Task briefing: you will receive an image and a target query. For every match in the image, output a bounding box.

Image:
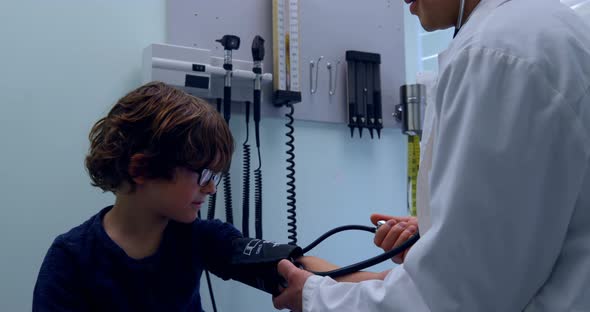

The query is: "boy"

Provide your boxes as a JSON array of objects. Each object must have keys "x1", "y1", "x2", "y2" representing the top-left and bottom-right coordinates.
[{"x1": 33, "y1": 82, "x2": 241, "y2": 311}]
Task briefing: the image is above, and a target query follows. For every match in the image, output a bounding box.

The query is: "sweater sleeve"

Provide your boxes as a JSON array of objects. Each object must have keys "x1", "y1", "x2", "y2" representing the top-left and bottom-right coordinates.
[
  {"x1": 33, "y1": 236, "x2": 87, "y2": 311},
  {"x1": 193, "y1": 219, "x2": 243, "y2": 280}
]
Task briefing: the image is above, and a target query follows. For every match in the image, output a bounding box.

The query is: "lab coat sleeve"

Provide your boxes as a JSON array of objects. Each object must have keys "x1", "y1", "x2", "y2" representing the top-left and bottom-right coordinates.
[
  {"x1": 302, "y1": 47, "x2": 587, "y2": 311},
  {"x1": 303, "y1": 266, "x2": 430, "y2": 311}
]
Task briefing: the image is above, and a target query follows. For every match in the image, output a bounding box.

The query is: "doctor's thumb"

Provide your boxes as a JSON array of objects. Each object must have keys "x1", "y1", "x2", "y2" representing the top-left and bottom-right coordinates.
[{"x1": 277, "y1": 259, "x2": 297, "y2": 279}]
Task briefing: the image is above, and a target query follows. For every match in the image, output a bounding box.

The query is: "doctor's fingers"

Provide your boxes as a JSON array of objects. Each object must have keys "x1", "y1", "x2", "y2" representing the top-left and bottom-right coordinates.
[
  {"x1": 374, "y1": 218, "x2": 412, "y2": 247},
  {"x1": 273, "y1": 291, "x2": 298, "y2": 311},
  {"x1": 273, "y1": 260, "x2": 297, "y2": 310},
  {"x1": 390, "y1": 224, "x2": 417, "y2": 264},
  {"x1": 380, "y1": 221, "x2": 408, "y2": 250},
  {"x1": 370, "y1": 213, "x2": 413, "y2": 226},
  {"x1": 377, "y1": 222, "x2": 417, "y2": 264},
  {"x1": 273, "y1": 260, "x2": 310, "y2": 311},
  {"x1": 272, "y1": 281, "x2": 304, "y2": 312},
  {"x1": 374, "y1": 219, "x2": 398, "y2": 246}
]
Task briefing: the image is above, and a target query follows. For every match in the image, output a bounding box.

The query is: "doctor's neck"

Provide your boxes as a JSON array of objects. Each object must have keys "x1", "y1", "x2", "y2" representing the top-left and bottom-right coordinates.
[
  {"x1": 420, "y1": 0, "x2": 481, "y2": 32},
  {"x1": 457, "y1": 0, "x2": 481, "y2": 30}
]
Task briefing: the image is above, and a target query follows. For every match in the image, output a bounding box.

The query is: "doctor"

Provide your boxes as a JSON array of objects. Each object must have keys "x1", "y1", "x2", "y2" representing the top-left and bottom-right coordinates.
[{"x1": 273, "y1": 0, "x2": 590, "y2": 311}]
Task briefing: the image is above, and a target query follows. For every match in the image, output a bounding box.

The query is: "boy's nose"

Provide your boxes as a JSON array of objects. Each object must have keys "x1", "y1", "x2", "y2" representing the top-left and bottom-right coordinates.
[{"x1": 201, "y1": 180, "x2": 217, "y2": 195}]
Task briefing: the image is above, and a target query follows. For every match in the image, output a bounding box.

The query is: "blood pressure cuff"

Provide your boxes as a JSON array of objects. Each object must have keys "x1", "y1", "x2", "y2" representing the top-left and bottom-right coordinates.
[{"x1": 227, "y1": 238, "x2": 303, "y2": 296}]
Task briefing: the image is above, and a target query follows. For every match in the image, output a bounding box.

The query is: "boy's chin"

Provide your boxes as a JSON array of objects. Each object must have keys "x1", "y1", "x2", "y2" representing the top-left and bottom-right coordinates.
[{"x1": 172, "y1": 211, "x2": 200, "y2": 224}]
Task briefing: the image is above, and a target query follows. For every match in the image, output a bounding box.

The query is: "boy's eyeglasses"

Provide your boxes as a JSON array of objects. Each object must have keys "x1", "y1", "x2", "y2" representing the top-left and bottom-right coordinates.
[{"x1": 198, "y1": 168, "x2": 222, "y2": 187}]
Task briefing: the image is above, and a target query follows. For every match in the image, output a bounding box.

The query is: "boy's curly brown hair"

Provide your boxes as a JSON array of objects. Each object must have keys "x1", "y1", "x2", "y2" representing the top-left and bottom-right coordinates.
[{"x1": 85, "y1": 81, "x2": 234, "y2": 193}]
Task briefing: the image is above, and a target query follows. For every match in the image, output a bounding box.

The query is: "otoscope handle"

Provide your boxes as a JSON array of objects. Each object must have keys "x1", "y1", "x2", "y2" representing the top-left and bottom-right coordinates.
[
  {"x1": 253, "y1": 89, "x2": 261, "y2": 147},
  {"x1": 224, "y1": 86, "x2": 231, "y2": 123},
  {"x1": 253, "y1": 90, "x2": 261, "y2": 122}
]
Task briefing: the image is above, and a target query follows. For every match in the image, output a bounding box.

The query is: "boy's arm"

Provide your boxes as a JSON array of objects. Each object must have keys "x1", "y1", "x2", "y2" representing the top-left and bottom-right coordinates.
[
  {"x1": 33, "y1": 239, "x2": 86, "y2": 311},
  {"x1": 194, "y1": 221, "x2": 390, "y2": 283},
  {"x1": 297, "y1": 256, "x2": 390, "y2": 282},
  {"x1": 194, "y1": 219, "x2": 243, "y2": 280}
]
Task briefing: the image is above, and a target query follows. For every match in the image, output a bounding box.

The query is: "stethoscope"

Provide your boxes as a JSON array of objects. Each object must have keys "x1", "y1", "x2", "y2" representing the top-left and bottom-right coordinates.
[
  {"x1": 454, "y1": 0, "x2": 467, "y2": 38},
  {"x1": 301, "y1": 221, "x2": 420, "y2": 278}
]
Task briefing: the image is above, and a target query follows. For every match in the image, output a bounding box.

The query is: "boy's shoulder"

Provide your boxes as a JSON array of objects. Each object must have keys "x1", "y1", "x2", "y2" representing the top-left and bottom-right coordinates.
[
  {"x1": 50, "y1": 207, "x2": 107, "y2": 256},
  {"x1": 171, "y1": 217, "x2": 242, "y2": 241}
]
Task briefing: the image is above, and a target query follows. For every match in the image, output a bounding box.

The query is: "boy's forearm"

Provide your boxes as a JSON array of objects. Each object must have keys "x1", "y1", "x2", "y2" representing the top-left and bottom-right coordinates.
[
  {"x1": 333, "y1": 269, "x2": 391, "y2": 282},
  {"x1": 296, "y1": 256, "x2": 391, "y2": 283}
]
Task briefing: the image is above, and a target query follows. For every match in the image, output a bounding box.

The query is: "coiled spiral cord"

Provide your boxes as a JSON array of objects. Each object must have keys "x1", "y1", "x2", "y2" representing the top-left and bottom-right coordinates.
[
  {"x1": 254, "y1": 148, "x2": 263, "y2": 239},
  {"x1": 285, "y1": 104, "x2": 297, "y2": 245},
  {"x1": 223, "y1": 172, "x2": 233, "y2": 225},
  {"x1": 207, "y1": 193, "x2": 217, "y2": 220},
  {"x1": 242, "y1": 101, "x2": 251, "y2": 237}
]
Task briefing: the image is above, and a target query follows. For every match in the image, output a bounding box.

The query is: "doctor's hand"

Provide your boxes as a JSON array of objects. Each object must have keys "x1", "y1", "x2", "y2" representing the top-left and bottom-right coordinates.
[
  {"x1": 371, "y1": 214, "x2": 418, "y2": 264},
  {"x1": 273, "y1": 259, "x2": 313, "y2": 312}
]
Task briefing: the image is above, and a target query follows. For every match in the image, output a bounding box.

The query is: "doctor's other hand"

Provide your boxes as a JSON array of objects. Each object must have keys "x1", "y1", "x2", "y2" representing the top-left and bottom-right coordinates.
[
  {"x1": 371, "y1": 214, "x2": 418, "y2": 264},
  {"x1": 273, "y1": 259, "x2": 313, "y2": 312}
]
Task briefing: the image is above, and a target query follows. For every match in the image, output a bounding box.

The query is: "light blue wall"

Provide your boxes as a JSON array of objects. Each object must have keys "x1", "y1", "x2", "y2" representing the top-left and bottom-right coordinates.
[
  {"x1": 0, "y1": 1, "x2": 420, "y2": 311},
  {"x1": 0, "y1": 1, "x2": 165, "y2": 310},
  {"x1": 404, "y1": 8, "x2": 454, "y2": 81}
]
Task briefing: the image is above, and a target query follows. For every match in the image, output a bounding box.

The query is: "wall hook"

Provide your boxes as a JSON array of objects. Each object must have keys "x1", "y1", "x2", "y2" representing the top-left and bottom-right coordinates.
[
  {"x1": 309, "y1": 56, "x2": 324, "y2": 94},
  {"x1": 327, "y1": 60, "x2": 341, "y2": 96}
]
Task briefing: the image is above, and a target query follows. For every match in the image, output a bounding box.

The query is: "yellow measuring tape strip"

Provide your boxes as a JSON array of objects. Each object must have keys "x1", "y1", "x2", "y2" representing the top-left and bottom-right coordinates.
[{"x1": 407, "y1": 135, "x2": 420, "y2": 217}]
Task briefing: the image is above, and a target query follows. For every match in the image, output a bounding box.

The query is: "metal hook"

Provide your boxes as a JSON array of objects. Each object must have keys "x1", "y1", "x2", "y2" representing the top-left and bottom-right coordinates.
[
  {"x1": 310, "y1": 56, "x2": 324, "y2": 94},
  {"x1": 327, "y1": 61, "x2": 341, "y2": 96}
]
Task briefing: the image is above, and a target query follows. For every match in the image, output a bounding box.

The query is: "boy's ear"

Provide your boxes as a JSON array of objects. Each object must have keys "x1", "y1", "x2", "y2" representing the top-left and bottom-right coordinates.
[{"x1": 128, "y1": 153, "x2": 148, "y2": 184}]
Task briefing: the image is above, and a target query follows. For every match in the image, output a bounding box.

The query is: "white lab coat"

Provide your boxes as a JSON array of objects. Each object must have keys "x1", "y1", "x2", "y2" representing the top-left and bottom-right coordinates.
[{"x1": 302, "y1": 0, "x2": 590, "y2": 310}]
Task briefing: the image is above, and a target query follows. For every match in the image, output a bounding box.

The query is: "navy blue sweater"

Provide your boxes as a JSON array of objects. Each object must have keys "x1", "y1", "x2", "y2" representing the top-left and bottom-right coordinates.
[{"x1": 33, "y1": 206, "x2": 242, "y2": 311}]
